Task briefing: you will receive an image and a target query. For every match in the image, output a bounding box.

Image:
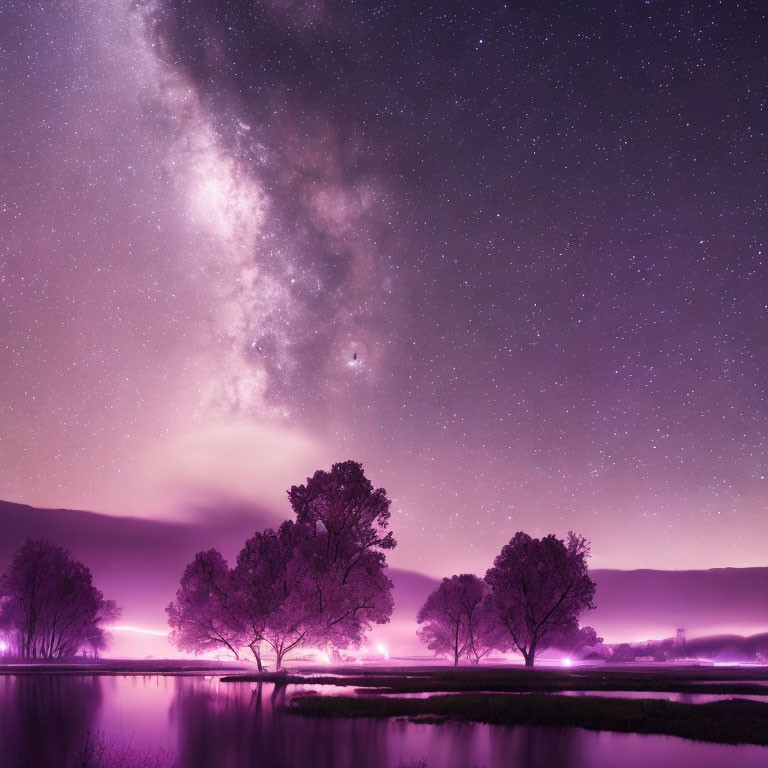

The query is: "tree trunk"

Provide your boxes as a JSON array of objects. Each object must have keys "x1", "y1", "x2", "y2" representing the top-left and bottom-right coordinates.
[
  {"x1": 525, "y1": 638, "x2": 538, "y2": 667},
  {"x1": 250, "y1": 643, "x2": 263, "y2": 672},
  {"x1": 454, "y1": 624, "x2": 460, "y2": 666}
]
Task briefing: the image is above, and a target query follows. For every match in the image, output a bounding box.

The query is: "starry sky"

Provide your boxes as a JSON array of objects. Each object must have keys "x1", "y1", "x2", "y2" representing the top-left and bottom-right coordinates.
[{"x1": 1, "y1": 0, "x2": 766, "y2": 576}]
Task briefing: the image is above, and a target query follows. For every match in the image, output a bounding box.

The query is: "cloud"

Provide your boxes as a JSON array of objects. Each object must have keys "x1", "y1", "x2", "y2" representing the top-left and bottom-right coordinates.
[{"x1": 129, "y1": 419, "x2": 334, "y2": 520}]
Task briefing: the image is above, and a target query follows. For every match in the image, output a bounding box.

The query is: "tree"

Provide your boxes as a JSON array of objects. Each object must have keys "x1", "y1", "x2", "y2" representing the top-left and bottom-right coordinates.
[
  {"x1": 166, "y1": 461, "x2": 398, "y2": 670},
  {"x1": 166, "y1": 549, "x2": 244, "y2": 660},
  {"x1": 466, "y1": 601, "x2": 507, "y2": 664},
  {"x1": 287, "y1": 461, "x2": 396, "y2": 651},
  {"x1": 611, "y1": 643, "x2": 636, "y2": 662},
  {"x1": 233, "y1": 522, "x2": 314, "y2": 671},
  {"x1": 484, "y1": 531, "x2": 596, "y2": 667},
  {"x1": 416, "y1": 574, "x2": 487, "y2": 666},
  {"x1": 549, "y1": 623, "x2": 603, "y2": 657},
  {"x1": 0, "y1": 539, "x2": 121, "y2": 658}
]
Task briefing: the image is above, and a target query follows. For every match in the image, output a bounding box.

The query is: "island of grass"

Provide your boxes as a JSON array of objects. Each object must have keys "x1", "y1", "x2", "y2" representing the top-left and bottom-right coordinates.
[
  {"x1": 221, "y1": 663, "x2": 768, "y2": 696},
  {"x1": 219, "y1": 664, "x2": 768, "y2": 746},
  {"x1": 289, "y1": 691, "x2": 768, "y2": 746}
]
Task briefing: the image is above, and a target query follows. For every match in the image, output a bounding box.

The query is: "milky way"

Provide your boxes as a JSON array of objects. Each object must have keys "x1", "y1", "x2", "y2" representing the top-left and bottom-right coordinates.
[{"x1": 1, "y1": 0, "x2": 766, "y2": 574}]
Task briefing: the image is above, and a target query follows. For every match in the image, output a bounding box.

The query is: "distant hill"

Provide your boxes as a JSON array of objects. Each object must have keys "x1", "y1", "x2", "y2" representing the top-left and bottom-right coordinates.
[
  {"x1": 589, "y1": 567, "x2": 768, "y2": 642},
  {"x1": 685, "y1": 631, "x2": 768, "y2": 661},
  {"x1": 0, "y1": 498, "x2": 278, "y2": 655},
  {"x1": 0, "y1": 500, "x2": 765, "y2": 657}
]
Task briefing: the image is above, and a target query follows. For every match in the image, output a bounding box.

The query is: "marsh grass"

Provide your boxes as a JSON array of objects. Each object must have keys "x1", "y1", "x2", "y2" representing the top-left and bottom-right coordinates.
[
  {"x1": 67, "y1": 732, "x2": 178, "y2": 768},
  {"x1": 222, "y1": 664, "x2": 768, "y2": 696},
  {"x1": 290, "y1": 691, "x2": 768, "y2": 746}
]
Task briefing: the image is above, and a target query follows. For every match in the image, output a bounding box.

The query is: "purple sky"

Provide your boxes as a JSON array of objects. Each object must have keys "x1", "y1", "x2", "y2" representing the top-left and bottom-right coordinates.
[{"x1": 1, "y1": 1, "x2": 766, "y2": 577}]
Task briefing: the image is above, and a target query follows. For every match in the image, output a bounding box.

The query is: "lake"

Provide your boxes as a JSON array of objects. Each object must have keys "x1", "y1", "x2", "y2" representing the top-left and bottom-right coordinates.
[{"x1": 0, "y1": 674, "x2": 766, "y2": 768}]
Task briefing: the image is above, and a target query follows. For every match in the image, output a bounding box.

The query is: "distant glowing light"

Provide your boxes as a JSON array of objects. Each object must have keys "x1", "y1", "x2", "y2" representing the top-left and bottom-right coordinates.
[
  {"x1": 0, "y1": 640, "x2": 7, "y2": 653},
  {"x1": 376, "y1": 643, "x2": 390, "y2": 659},
  {"x1": 562, "y1": 657, "x2": 572, "y2": 667},
  {"x1": 111, "y1": 625, "x2": 169, "y2": 638}
]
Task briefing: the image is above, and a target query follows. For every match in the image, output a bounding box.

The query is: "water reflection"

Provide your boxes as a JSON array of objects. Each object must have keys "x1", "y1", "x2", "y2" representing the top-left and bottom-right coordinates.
[
  {"x1": 0, "y1": 675, "x2": 102, "y2": 768},
  {"x1": 172, "y1": 680, "x2": 392, "y2": 768},
  {"x1": 0, "y1": 675, "x2": 766, "y2": 768}
]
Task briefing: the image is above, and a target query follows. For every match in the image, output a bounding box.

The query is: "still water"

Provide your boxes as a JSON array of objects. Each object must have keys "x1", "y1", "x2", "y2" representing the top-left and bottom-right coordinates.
[{"x1": 0, "y1": 674, "x2": 766, "y2": 768}]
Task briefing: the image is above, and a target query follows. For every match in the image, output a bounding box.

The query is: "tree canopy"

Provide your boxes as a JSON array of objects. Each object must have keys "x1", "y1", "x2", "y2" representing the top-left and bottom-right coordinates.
[
  {"x1": 0, "y1": 539, "x2": 120, "y2": 658},
  {"x1": 417, "y1": 574, "x2": 489, "y2": 666},
  {"x1": 484, "y1": 531, "x2": 597, "y2": 666},
  {"x1": 167, "y1": 461, "x2": 396, "y2": 669},
  {"x1": 166, "y1": 549, "x2": 243, "y2": 660},
  {"x1": 416, "y1": 531, "x2": 598, "y2": 667}
]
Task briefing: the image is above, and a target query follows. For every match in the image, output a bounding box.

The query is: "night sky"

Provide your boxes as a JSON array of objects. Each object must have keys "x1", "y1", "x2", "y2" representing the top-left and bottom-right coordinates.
[{"x1": 1, "y1": 1, "x2": 766, "y2": 576}]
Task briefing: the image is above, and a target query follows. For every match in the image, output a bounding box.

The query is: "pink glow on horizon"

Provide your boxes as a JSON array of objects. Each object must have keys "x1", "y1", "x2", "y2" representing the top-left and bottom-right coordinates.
[
  {"x1": 112, "y1": 625, "x2": 169, "y2": 638},
  {"x1": 99, "y1": 617, "x2": 768, "y2": 664}
]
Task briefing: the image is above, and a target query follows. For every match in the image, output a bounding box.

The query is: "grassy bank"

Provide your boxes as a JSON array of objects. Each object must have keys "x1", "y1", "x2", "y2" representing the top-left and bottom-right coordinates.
[{"x1": 290, "y1": 691, "x2": 768, "y2": 746}]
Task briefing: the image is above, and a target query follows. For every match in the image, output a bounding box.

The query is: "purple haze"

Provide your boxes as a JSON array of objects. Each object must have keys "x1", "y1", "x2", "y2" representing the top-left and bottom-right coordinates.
[{"x1": 0, "y1": 499, "x2": 765, "y2": 658}]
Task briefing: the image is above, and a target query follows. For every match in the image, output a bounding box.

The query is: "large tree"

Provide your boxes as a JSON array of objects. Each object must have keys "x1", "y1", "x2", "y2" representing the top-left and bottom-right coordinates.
[
  {"x1": 166, "y1": 549, "x2": 244, "y2": 660},
  {"x1": 287, "y1": 460, "x2": 396, "y2": 651},
  {"x1": 484, "y1": 531, "x2": 596, "y2": 667},
  {"x1": 233, "y1": 522, "x2": 314, "y2": 671},
  {"x1": 166, "y1": 461, "x2": 397, "y2": 669},
  {"x1": 416, "y1": 574, "x2": 487, "y2": 666},
  {"x1": 0, "y1": 539, "x2": 120, "y2": 658}
]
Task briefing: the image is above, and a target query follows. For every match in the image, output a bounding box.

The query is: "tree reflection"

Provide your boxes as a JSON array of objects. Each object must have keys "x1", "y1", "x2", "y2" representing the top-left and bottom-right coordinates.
[
  {"x1": 171, "y1": 679, "x2": 391, "y2": 768},
  {"x1": 490, "y1": 723, "x2": 585, "y2": 768},
  {"x1": 0, "y1": 675, "x2": 102, "y2": 768}
]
